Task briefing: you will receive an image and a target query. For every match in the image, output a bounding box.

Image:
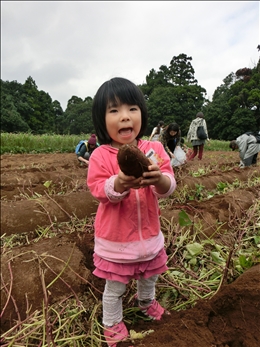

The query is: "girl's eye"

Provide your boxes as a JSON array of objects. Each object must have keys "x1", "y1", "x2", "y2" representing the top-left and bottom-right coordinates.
[{"x1": 130, "y1": 106, "x2": 138, "y2": 111}]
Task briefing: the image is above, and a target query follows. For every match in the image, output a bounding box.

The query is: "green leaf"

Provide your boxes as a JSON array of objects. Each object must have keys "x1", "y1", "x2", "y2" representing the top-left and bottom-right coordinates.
[
  {"x1": 178, "y1": 210, "x2": 192, "y2": 226},
  {"x1": 170, "y1": 270, "x2": 183, "y2": 277},
  {"x1": 211, "y1": 251, "x2": 225, "y2": 264},
  {"x1": 188, "y1": 257, "x2": 197, "y2": 265},
  {"x1": 217, "y1": 182, "x2": 228, "y2": 191},
  {"x1": 214, "y1": 244, "x2": 223, "y2": 252},
  {"x1": 43, "y1": 180, "x2": 52, "y2": 188},
  {"x1": 186, "y1": 242, "x2": 203, "y2": 256},
  {"x1": 183, "y1": 250, "x2": 193, "y2": 260},
  {"x1": 209, "y1": 271, "x2": 221, "y2": 280},
  {"x1": 253, "y1": 236, "x2": 260, "y2": 245},
  {"x1": 239, "y1": 255, "x2": 253, "y2": 269}
]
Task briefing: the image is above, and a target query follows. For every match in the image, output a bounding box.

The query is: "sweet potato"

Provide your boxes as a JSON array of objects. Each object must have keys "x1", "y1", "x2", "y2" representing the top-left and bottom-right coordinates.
[{"x1": 117, "y1": 144, "x2": 150, "y2": 178}]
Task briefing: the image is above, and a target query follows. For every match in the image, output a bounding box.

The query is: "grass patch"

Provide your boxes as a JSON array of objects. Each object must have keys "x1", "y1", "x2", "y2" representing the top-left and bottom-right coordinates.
[
  {"x1": 1, "y1": 133, "x2": 231, "y2": 154},
  {"x1": 0, "y1": 133, "x2": 91, "y2": 154}
]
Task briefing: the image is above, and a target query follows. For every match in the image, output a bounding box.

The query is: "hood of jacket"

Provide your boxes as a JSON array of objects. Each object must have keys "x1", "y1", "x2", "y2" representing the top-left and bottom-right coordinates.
[{"x1": 193, "y1": 117, "x2": 204, "y2": 126}]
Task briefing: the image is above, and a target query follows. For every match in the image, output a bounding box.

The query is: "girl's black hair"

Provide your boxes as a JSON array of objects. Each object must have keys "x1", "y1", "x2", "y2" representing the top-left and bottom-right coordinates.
[
  {"x1": 166, "y1": 123, "x2": 180, "y2": 134},
  {"x1": 162, "y1": 123, "x2": 181, "y2": 143},
  {"x1": 92, "y1": 77, "x2": 148, "y2": 144}
]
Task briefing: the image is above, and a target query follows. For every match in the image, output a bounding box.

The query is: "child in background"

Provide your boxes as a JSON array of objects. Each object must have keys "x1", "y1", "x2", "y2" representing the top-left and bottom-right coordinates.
[
  {"x1": 148, "y1": 120, "x2": 164, "y2": 141},
  {"x1": 87, "y1": 77, "x2": 176, "y2": 347}
]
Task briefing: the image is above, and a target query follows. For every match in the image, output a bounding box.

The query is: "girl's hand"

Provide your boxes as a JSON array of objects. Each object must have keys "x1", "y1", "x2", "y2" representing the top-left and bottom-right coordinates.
[
  {"x1": 141, "y1": 164, "x2": 170, "y2": 194},
  {"x1": 115, "y1": 171, "x2": 142, "y2": 193},
  {"x1": 140, "y1": 164, "x2": 163, "y2": 187}
]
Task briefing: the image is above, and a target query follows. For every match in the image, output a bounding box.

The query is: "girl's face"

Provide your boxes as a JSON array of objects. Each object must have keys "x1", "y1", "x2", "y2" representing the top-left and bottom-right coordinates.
[
  {"x1": 105, "y1": 102, "x2": 142, "y2": 148},
  {"x1": 169, "y1": 130, "x2": 177, "y2": 137}
]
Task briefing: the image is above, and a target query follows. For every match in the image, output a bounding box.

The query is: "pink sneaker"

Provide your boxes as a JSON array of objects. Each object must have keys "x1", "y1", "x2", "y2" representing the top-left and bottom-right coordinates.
[
  {"x1": 104, "y1": 321, "x2": 128, "y2": 347},
  {"x1": 139, "y1": 299, "x2": 166, "y2": 320}
]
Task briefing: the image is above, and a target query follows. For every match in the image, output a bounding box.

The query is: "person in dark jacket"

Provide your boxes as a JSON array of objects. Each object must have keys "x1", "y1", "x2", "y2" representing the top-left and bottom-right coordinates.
[
  {"x1": 76, "y1": 134, "x2": 99, "y2": 166},
  {"x1": 159, "y1": 123, "x2": 181, "y2": 159}
]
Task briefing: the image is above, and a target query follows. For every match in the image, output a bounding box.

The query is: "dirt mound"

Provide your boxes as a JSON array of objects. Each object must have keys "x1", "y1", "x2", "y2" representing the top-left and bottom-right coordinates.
[
  {"x1": 1, "y1": 151, "x2": 260, "y2": 346},
  {"x1": 1, "y1": 235, "x2": 90, "y2": 328},
  {"x1": 127, "y1": 264, "x2": 260, "y2": 347}
]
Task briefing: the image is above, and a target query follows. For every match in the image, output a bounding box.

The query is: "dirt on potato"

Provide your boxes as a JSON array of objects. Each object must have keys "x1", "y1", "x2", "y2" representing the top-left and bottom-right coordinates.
[{"x1": 1, "y1": 150, "x2": 260, "y2": 347}]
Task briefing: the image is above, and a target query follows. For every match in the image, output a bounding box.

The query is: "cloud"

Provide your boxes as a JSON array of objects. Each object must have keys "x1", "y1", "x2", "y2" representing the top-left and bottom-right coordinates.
[{"x1": 1, "y1": 1, "x2": 259, "y2": 110}]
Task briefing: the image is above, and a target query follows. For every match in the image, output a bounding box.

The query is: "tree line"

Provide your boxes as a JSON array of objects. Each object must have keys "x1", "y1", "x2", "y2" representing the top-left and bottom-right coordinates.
[{"x1": 1, "y1": 53, "x2": 259, "y2": 140}]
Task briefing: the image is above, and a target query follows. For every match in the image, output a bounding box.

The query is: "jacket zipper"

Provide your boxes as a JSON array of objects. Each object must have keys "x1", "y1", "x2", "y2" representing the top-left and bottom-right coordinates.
[{"x1": 135, "y1": 189, "x2": 147, "y2": 258}]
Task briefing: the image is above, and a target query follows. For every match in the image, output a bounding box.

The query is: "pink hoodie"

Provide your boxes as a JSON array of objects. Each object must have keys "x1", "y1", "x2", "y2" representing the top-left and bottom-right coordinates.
[{"x1": 87, "y1": 139, "x2": 176, "y2": 263}]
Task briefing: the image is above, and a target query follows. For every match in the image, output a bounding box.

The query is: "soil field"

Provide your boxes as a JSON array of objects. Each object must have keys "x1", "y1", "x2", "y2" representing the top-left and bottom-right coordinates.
[{"x1": 1, "y1": 151, "x2": 260, "y2": 347}]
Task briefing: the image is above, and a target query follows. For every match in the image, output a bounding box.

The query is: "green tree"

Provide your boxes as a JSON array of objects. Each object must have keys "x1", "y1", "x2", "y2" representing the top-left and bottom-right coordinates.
[
  {"x1": 231, "y1": 62, "x2": 260, "y2": 131},
  {"x1": 168, "y1": 53, "x2": 198, "y2": 86},
  {"x1": 141, "y1": 67, "x2": 170, "y2": 97},
  {"x1": 140, "y1": 53, "x2": 207, "y2": 135},
  {"x1": 1, "y1": 95, "x2": 30, "y2": 132},
  {"x1": 204, "y1": 73, "x2": 235, "y2": 140},
  {"x1": 52, "y1": 100, "x2": 64, "y2": 134},
  {"x1": 22, "y1": 77, "x2": 55, "y2": 134},
  {"x1": 205, "y1": 59, "x2": 260, "y2": 139},
  {"x1": 0, "y1": 79, "x2": 31, "y2": 132},
  {"x1": 1, "y1": 77, "x2": 58, "y2": 134},
  {"x1": 62, "y1": 96, "x2": 93, "y2": 134}
]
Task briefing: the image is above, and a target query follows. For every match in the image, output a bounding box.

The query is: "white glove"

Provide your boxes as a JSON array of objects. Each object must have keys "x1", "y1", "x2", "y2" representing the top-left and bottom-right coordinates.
[{"x1": 239, "y1": 160, "x2": 245, "y2": 168}]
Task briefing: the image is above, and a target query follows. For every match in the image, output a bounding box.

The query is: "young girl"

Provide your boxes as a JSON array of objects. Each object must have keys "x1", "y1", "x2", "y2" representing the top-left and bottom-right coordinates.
[
  {"x1": 87, "y1": 77, "x2": 176, "y2": 347},
  {"x1": 148, "y1": 120, "x2": 164, "y2": 141},
  {"x1": 159, "y1": 123, "x2": 181, "y2": 158}
]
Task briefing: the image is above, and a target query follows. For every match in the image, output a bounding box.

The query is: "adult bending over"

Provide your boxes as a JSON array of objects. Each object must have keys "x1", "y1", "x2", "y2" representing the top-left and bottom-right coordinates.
[
  {"x1": 229, "y1": 132, "x2": 260, "y2": 167},
  {"x1": 159, "y1": 123, "x2": 181, "y2": 159}
]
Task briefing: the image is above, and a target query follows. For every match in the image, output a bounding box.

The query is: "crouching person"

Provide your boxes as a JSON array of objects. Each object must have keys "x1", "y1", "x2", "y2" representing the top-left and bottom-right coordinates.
[
  {"x1": 229, "y1": 132, "x2": 260, "y2": 167},
  {"x1": 76, "y1": 134, "x2": 99, "y2": 166}
]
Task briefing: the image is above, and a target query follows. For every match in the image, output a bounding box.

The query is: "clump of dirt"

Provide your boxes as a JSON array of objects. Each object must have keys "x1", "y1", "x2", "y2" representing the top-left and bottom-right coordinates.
[
  {"x1": 1, "y1": 151, "x2": 260, "y2": 347},
  {"x1": 125, "y1": 264, "x2": 260, "y2": 347}
]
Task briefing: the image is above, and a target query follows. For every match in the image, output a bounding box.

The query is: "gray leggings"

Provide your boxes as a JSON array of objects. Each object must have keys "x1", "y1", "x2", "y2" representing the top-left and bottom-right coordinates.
[{"x1": 102, "y1": 275, "x2": 158, "y2": 327}]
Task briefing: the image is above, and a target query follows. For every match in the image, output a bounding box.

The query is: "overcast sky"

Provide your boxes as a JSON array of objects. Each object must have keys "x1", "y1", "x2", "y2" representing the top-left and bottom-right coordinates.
[{"x1": 1, "y1": 1, "x2": 259, "y2": 110}]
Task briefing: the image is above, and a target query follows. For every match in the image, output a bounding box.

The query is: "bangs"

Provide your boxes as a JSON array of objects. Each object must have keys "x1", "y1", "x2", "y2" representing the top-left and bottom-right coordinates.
[{"x1": 104, "y1": 78, "x2": 143, "y2": 107}]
